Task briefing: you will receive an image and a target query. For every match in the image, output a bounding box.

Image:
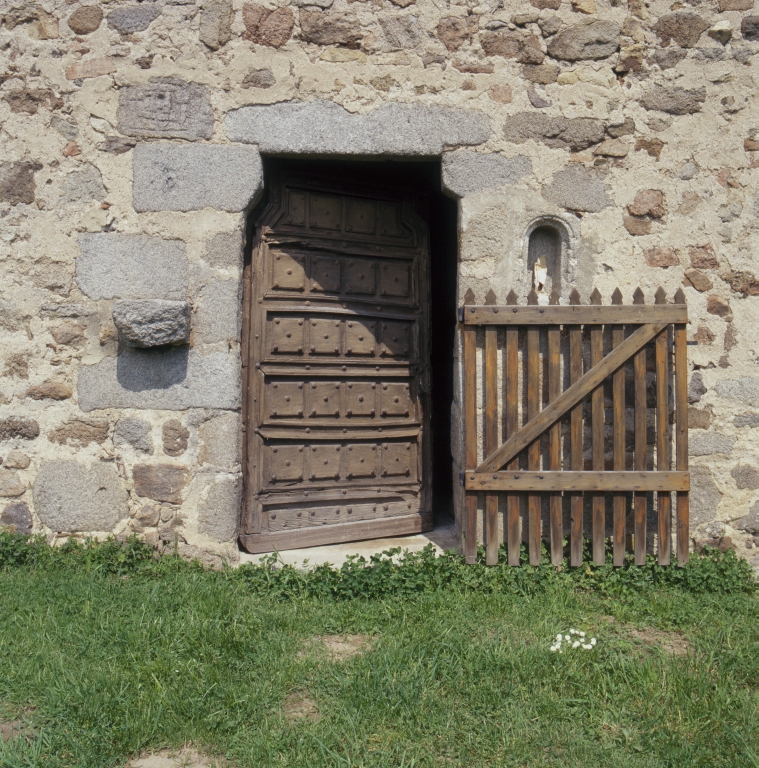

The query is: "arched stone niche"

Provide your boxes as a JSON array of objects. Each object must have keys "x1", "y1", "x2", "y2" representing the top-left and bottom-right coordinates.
[{"x1": 524, "y1": 216, "x2": 575, "y2": 301}]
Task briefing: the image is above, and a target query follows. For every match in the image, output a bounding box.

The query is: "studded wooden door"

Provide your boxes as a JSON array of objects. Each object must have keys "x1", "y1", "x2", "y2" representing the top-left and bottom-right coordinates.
[{"x1": 239, "y1": 167, "x2": 433, "y2": 553}]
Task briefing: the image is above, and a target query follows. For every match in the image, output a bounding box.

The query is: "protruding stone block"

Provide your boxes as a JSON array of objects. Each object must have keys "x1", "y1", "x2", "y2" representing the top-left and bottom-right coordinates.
[
  {"x1": 34, "y1": 460, "x2": 128, "y2": 532},
  {"x1": 225, "y1": 100, "x2": 491, "y2": 156},
  {"x1": 77, "y1": 234, "x2": 188, "y2": 301},
  {"x1": 78, "y1": 348, "x2": 241, "y2": 411},
  {"x1": 112, "y1": 300, "x2": 191, "y2": 347},
  {"x1": 133, "y1": 144, "x2": 263, "y2": 212},
  {"x1": 117, "y1": 79, "x2": 213, "y2": 141},
  {"x1": 442, "y1": 151, "x2": 532, "y2": 197}
]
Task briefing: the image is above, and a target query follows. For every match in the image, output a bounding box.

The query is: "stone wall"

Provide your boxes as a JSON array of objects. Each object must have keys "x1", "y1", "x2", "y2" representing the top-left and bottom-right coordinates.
[{"x1": 0, "y1": 0, "x2": 757, "y2": 569}]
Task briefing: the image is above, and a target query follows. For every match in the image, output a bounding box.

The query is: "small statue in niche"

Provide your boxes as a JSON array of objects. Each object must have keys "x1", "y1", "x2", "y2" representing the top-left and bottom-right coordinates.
[{"x1": 533, "y1": 254, "x2": 550, "y2": 306}]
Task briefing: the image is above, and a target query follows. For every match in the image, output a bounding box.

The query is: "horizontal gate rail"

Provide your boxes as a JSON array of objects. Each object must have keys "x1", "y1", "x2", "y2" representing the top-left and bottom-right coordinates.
[{"x1": 461, "y1": 286, "x2": 689, "y2": 569}]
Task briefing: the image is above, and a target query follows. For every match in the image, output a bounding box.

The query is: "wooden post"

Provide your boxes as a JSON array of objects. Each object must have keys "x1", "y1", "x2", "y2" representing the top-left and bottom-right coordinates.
[
  {"x1": 463, "y1": 288, "x2": 478, "y2": 564},
  {"x1": 611, "y1": 288, "x2": 626, "y2": 566},
  {"x1": 569, "y1": 289, "x2": 584, "y2": 566},
  {"x1": 632, "y1": 288, "x2": 647, "y2": 565},
  {"x1": 590, "y1": 288, "x2": 605, "y2": 566},
  {"x1": 655, "y1": 287, "x2": 671, "y2": 566},
  {"x1": 548, "y1": 289, "x2": 563, "y2": 566},
  {"x1": 505, "y1": 290, "x2": 521, "y2": 566},
  {"x1": 484, "y1": 289, "x2": 499, "y2": 566},
  {"x1": 527, "y1": 288, "x2": 541, "y2": 566},
  {"x1": 674, "y1": 287, "x2": 689, "y2": 565}
]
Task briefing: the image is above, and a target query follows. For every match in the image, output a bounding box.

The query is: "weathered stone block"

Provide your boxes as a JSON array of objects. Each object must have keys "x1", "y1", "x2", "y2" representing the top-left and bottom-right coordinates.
[
  {"x1": 77, "y1": 234, "x2": 188, "y2": 301},
  {"x1": 197, "y1": 473, "x2": 241, "y2": 542},
  {"x1": 243, "y1": 4, "x2": 294, "y2": 48},
  {"x1": 163, "y1": 419, "x2": 189, "y2": 457},
  {"x1": 641, "y1": 87, "x2": 706, "y2": 115},
  {"x1": 4, "y1": 87, "x2": 63, "y2": 115},
  {"x1": 107, "y1": 4, "x2": 161, "y2": 34},
  {"x1": 133, "y1": 464, "x2": 190, "y2": 504},
  {"x1": 113, "y1": 417, "x2": 153, "y2": 454},
  {"x1": 623, "y1": 216, "x2": 652, "y2": 236},
  {"x1": 67, "y1": 5, "x2": 103, "y2": 34},
  {"x1": 628, "y1": 189, "x2": 666, "y2": 218},
  {"x1": 690, "y1": 432, "x2": 736, "y2": 456},
  {"x1": 242, "y1": 69, "x2": 276, "y2": 89},
  {"x1": 200, "y1": 0, "x2": 233, "y2": 50},
  {"x1": 50, "y1": 321, "x2": 86, "y2": 346},
  {"x1": 644, "y1": 246, "x2": 679, "y2": 268},
  {"x1": 732, "y1": 502, "x2": 759, "y2": 534},
  {"x1": 194, "y1": 281, "x2": 241, "y2": 345},
  {"x1": 707, "y1": 294, "x2": 731, "y2": 318},
  {"x1": 441, "y1": 151, "x2": 531, "y2": 197},
  {"x1": 690, "y1": 466, "x2": 723, "y2": 527},
  {"x1": 542, "y1": 166, "x2": 611, "y2": 212},
  {"x1": 34, "y1": 460, "x2": 128, "y2": 532},
  {"x1": 78, "y1": 348, "x2": 241, "y2": 411},
  {"x1": 380, "y1": 16, "x2": 424, "y2": 50},
  {"x1": 731, "y1": 464, "x2": 759, "y2": 490},
  {"x1": 299, "y1": 10, "x2": 362, "y2": 46},
  {"x1": 133, "y1": 144, "x2": 263, "y2": 213},
  {"x1": 62, "y1": 164, "x2": 106, "y2": 203},
  {"x1": 0, "y1": 417, "x2": 40, "y2": 441},
  {"x1": 522, "y1": 63, "x2": 560, "y2": 83},
  {"x1": 503, "y1": 113, "x2": 604, "y2": 150},
  {"x1": 0, "y1": 161, "x2": 41, "y2": 205},
  {"x1": 204, "y1": 232, "x2": 244, "y2": 269},
  {"x1": 26, "y1": 381, "x2": 72, "y2": 401},
  {"x1": 436, "y1": 16, "x2": 479, "y2": 52},
  {"x1": 225, "y1": 101, "x2": 490, "y2": 156},
  {"x1": 112, "y1": 300, "x2": 191, "y2": 347},
  {"x1": 3, "y1": 451, "x2": 30, "y2": 470},
  {"x1": 654, "y1": 13, "x2": 709, "y2": 48},
  {"x1": 199, "y1": 413, "x2": 241, "y2": 469},
  {"x1": 734, "y1": 412, "x2": 759, "y2": 428},
  {"x1": 547, "y1": 20, "x2": 620, "y2": 61},
  {"x1": 742, "y1": 16, "x2": 759, "y2": 42},
  {"x1": 49, "y1": 418, "x2": 110, "y2": 447},
  {"x1": 0, "y1": 469, "x2": 25, "y2": 498},
  {"x1": 117, "y1": 79, "x2": 213, "y2": 141},
  {"x1": 481, "y1": 30, "x2": 544, "y2": 64},
  {"x1": 0, "y1": 502, "x2": 32, "y2": 534}
]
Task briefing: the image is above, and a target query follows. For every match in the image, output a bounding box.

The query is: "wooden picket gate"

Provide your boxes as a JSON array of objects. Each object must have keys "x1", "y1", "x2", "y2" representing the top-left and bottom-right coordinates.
[{"x1": 461, "y1": 286, "x2": 690, "y2": 568}]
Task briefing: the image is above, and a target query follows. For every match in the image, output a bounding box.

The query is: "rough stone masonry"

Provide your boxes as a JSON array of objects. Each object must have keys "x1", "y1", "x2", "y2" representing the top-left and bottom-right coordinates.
[{"x1": 0, "y1": 0, "x2": 757, "y2": 570}]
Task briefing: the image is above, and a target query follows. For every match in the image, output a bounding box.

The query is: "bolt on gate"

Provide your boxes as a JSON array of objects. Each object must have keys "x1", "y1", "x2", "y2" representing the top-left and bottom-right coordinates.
[{"x1": 460, "y1": 285, "x2": 690, "y2": 568}]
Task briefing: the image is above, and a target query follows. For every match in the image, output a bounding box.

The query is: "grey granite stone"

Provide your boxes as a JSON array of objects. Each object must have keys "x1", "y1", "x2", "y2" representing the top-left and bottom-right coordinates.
[
  {"x1": 133, "y1": 143, "x2": 263, "y2": 212},
  {"x1": 716, "y1": 377, "x2": 759, "y2": 407},
  {"x1": 242, "y1": 68, "x2": 276, "y2": 89},
  {"x1": 225, "y1": 100, "x2": 491, "y2": 156},
  {"x1": 542, "y1": 165, "x2": 611, "y2": 212},
  {"x1": 442, "y1": 151, "x2": 532, "y2": 197},
  {"x1": 77, "y1": 234, "x2": 188, "y2": 301},
  {"x1": 734, "y1": 412, "x2": 759, "y2": 428},
  {"x1": 199, "y1": 0, "x2": 233, "y2": 50},
  {"x1": 732, "y1": 464, "x2": 759, "y2": 489},
  {"x1": 731, "y1": 501, "x2": 759, "y2": 534},
  {"x1": 199, "y1": 413, "x2": 241, "y2": 469},
  {"x1": 204, "y1": 231, "x2": 244, "y2": 269},
  {"x1": 107, "y1": 4, "x2": 161, "y2": 34},
  {"x1": 197, "y1": 473, "x2": 241, "y2": 542},
  {"x1": 117, "y1": 79, "x2": 213, "y2": 141},
  {"x1": 547, "y1": 20, "x2": 620, "y2": 61},
  {"x1": 113, "y1": 417, "x2": 154, "y2": 454},
  {"x1": 112, "y1": 300, "x2": 191, "y2": 347},
  {"x1": 194, "y1": 281, "x2": 240, "y2": 344},
  {"x1": 34, "y1": 460, "x2": 128, "y2": 532},
  {"x1": 690, "y1": 466, "x2": 723, "y2": 527},
  {"x1": 51, "y1": 115, "x2": 79, "y2": 140},
  {"x1": 690, "y1": 431, "x2": 736, "y2": 456},
  {"x1": 689, "y1": 372, "x2": 706, "y2": 404},
  {"x1": 0, "y1": 469, "x2": 25, "y2": 497},
  {"x1": 380, "y1": 15, "x2": 424, "y2": 50},
  {"x1": 503, "y1": 113, "x2": 604, "y2": 150},
  {"x1": 0, "y1": 502, "x2": 32, "y2": 534},
  {"x1": 78, "y1": 347, "x2": 240, "y2": 411},
  {"x1": 640, "y1": 86, "x2": 706, "y2": 115},
  {"x1": 40, "y1": 303, "x2": 96, "y2": 318},
  {"x1": 62, "y1": 164, "x2": 106, "y2": 203},
  {"x1": 678, "y1": 161, "x2": 699, "y2": 180}
]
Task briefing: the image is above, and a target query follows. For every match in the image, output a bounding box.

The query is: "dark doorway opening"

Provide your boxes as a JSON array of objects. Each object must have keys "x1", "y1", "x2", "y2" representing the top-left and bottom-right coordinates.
[{"x1": 245, "y1": 157, "x2": 457, "y2": 529}]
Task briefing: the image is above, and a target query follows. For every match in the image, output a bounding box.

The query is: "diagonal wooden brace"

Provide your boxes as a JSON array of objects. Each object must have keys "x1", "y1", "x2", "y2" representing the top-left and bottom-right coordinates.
[{"x1": 476, "y1": 322, "x2": 667, "y2": 473}]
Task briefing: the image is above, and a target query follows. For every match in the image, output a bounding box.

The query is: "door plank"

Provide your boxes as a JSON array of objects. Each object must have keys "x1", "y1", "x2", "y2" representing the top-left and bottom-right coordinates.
[
  {"x1": 674, "y1": 288, "x2": 689, "y2": 566},
  {"x1": 568, "y1": 288, "x2": 584, "y2": 567},
  {"x1": 547, "y1": 289, "x2": 563, "y2": 566},
  {"x1": 527, "y1": 289, "x2": 541, "y2": 566},
  {"x1": 590, "y1": 288, "x2": 605, "y2": 566},
  {"x1": 464, "y1": 305, "x2": 687, "y2": 325},
  {"x1": 465, "y1": 471, "x2": 690, "y2": 492},
  {"x1": 505, "y1": 290, "x2": 521, "y2": 567},
  {"x1": 484, "y1": 289, "x2": 500, "y2": 566},
  {"x1": 463, "y1": 288, "x2": 478, "y2": 564}
]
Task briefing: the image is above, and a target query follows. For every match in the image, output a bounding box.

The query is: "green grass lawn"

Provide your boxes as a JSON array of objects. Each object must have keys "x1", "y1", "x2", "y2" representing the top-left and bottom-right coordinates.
[{"x1": 0, "y1": 542, "x2": 757, "y2": 768}]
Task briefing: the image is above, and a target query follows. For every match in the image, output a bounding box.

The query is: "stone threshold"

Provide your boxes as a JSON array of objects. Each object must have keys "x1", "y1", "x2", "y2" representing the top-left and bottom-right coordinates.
[{"x1": 238, "y1": 522, "x2": 458, "y2": 569}]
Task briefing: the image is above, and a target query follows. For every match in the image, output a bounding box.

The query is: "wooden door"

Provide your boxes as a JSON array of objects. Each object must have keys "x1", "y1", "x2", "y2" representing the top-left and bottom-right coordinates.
[{"x1": 239, "y1": 166, "x2": 433, "y2": 553}]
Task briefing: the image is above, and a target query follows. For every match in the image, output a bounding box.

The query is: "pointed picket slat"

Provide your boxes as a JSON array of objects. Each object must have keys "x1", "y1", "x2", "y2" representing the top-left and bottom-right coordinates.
[
  {"x1": 505, "y1": 290, "x2": 521, "y2": 566},
  {"x1": 674, "y1": 287, "x2": 689, "y2": 565},
  {"x1": 590, "y1": 288, "x2": 605, "y2": 566},
  {"x1": 526, "y1": 288, "x2": 541, "y2": 566},
  {"x1": 484, "y1": 289, "x2": 499, "y2": 566},
  {"x1": 611, "y1": 288, "x2": 626, "y2": 566},
  {"x1": 548, "y1": 289, "x2": 563, "y2": 566},
  {"x1": 655, "y1": 287, "x2": 671, "y2": 566},
  {"x1": 569, "y1": 288, "x2": 584, "y2": 567},
  {"x1": 463, "y1": 288, "x2": 478, "y2": 564},
  {"x1": 633, "y1": 287, "x2": 648, "y2": 565}
]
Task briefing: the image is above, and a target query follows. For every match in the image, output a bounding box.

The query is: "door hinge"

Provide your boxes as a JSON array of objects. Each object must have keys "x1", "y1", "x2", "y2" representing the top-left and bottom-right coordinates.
[
  {"x1": 457, "y1": 306, "x2": 464, "y2": 323},
  {"x1": 459, "y1": 471, "x2": 465, "y2": 487}
]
